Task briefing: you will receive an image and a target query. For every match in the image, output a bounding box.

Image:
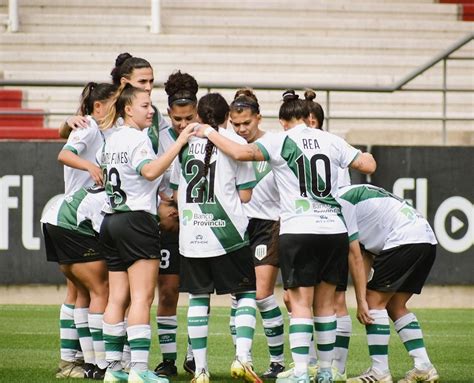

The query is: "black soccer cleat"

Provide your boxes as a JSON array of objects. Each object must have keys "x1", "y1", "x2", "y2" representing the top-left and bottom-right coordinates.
[
  {"x1": 154, "y1": 359, "x2": 178, "y2": 377},
  {"x1": 183, "y1": 357, "x2": 196, "y2": 375},
  {"x1": 83, "y1": 363, "x2": 96, "y2": 379},
  {"x1": 92, "y1": 365, "x2": 107, "y2": 380},
  {"x1": 261, "y1": 362, "x2": 285, "y2": 379}
]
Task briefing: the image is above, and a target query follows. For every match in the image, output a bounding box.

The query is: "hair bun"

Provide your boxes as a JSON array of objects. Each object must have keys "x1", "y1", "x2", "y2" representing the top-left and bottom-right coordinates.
[
  {"x1": 234, "y1": 88, "x2": 256, "y2": 101},
  {"x1": 115, "y1": 52, "x2": 132, "y2": 68},
  {"x1": 282, "y1": 89, "x2": 299, "y2": 101},
  {"x1": 304, "y1": 89, "x2": 316, "y2": 101}
]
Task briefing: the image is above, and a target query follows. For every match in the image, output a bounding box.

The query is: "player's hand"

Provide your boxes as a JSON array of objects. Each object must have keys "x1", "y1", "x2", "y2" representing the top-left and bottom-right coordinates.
[
  {"x1": 86, "y1": 164, "x2": 103, "y2": 186},
  {"x1": 177, "y1": 123, "x2": 196, "y2": 146},
  {"x1": 356, "y1": 300, "x2": 373, "y2": 325},
  {"x1": 188, "y1": 122, "x2": 212, "y2": 138},
  {"x1": 66, "y1": 116, "x2": 89, "y2": 130}
]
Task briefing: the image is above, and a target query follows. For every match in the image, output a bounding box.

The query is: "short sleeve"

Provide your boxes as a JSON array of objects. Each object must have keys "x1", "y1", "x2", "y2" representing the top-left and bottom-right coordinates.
[
  {"x1": 130, "y1": 135, "x2": 157, "y2": 175},
  {"x1": 331, "y1": 134, "x2": 360, "y2": 169},
  {"x1": 255, "y1": 131, "x2": 280, "y2": 162},
  {"x1": 337, "y1": 191, "x2": 359, "y2": 242},
  {"x1": 169, "y1": 157, "x2": 181, "y2": 190},
  {"x1": 236, "y1": 161, "x2": 256, "y2": 190},
  {"x1": 63, "y1": 117, "x2": 98, "y2": 156}
]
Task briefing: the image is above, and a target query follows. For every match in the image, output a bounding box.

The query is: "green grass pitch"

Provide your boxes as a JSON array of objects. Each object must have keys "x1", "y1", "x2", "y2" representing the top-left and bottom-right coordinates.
[{"x1": 0, "y1": 305, "x2": 472, "y2": 382}]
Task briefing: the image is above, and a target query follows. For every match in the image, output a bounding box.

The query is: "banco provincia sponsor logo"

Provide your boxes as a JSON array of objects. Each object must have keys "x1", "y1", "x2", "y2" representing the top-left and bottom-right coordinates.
[{"x1": 182, "y1": 209, "x2": 226, "y2": 227}]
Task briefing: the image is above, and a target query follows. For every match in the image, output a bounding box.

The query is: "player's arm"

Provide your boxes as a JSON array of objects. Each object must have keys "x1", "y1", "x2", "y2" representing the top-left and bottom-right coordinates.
[
  {"x1": 58, "y1": 149, "x2": 103, "y2": 186},
  {"x1": 348, "y1": 239, "x2": 373, "y2": 325},
  {"x1": 59, "y1": 116, "x2": 90, "y2": 139},
  {"x1": 193, "y1": 123, "x2": 265, "y2": 162},
  {"x1": 349, "y1": 152, "x2": 376, "y2": 175}
]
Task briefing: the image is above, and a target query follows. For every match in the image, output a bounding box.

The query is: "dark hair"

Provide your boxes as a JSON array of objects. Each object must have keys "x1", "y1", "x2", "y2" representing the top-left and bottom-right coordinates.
[
  {"x1": 110, "y1": 52, "x2": 152, "y2": 85},
  {"x1": 197, "y1": 93, "x2": 229, "y2": 177},
  {"x1": 78, "y1": 82, "x2": 117, "y2": 116},
  {"x1": 165, "y1": 70, "x2": 199, "y2": 107},
  {"x1": 279, "y1": 89, "x2": 309, "y2": 121},
  {"x1": 304, "y1": 89, "x2": 325, "y2": 129},
  {"x1": 100, "y1": 84, "x2": 148, "y2": 130},
  {"x1": 229, "y1": 88, "x2": 260, "y2": 115}
]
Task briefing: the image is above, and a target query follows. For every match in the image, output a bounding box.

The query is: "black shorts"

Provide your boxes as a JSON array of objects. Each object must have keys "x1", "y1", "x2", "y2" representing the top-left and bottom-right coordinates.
[
  {"x1": 279, "y1": 233, "x2": 349, "y2": 289},
  {"x1": 42, "y1": 223, "x2": 103, "y2": 264},
  {"x1": 159, "y1": 230, "x2": 180, "y2": 275},
  {"x1": 368, "y1": 243, "x2": 436, "y2": 294},
  {"x1": 247, "y1": 218, "x2": 279, "y2": 267},
  {"x1": 336, "y1": 253, "x2": 349, "y2": 292},
  {"x1": 179, "y1": 246, "x2": 256, "y2": 295},
  {"x1": 99, "y1": 211, "x2": 161, "y2": 272}
]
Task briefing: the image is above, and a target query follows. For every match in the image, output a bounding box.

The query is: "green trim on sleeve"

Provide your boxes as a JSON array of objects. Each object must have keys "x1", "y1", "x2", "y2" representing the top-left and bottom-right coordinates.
[
  {"x1": 348, "y1": 150, "x2": 361, "y2": 167},
  {"x1": 169, "y1": 182, "x2": 178, "y2": 190},
  {"x1": 348, "y1": 232, "x2": 359, "y2": 242},
  {"x1": 62, "y1": 145, "x2": 78, "y2": 155},
  {"x1": 255, "y1": 142, "x2": 270, "y2": 161},
  {"x1": 237, "y1": 180, "x2": 257, "y2": 190},
  {"x1": 136, "y1": 159, "x2": 152, "y2": 175}
]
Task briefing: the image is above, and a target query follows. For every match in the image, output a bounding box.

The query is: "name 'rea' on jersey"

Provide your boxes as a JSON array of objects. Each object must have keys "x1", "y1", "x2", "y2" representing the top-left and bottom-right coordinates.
[
  {"x1": 256, "y1": 124, "x2": 360, "y2": 235},
  {"x1": 170, "y1": 128, "x2": 256, "y2": 258}
]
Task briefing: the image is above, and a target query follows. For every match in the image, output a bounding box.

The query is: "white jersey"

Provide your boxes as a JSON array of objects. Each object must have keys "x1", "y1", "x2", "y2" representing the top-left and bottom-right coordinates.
[
  {"x1": 143, "y1": 105, "x2": 172, "y2": 154},
  {"x1": 170, "y1": 128, "x2": 256, "y2": 258},
  {"x1": 338, "y1": 167, "x2": 351, "y2": 188},
  {"x1": 41, "y1": 185, "x2": 106, "y2": 236},
  {"x1": 157, "y1": 127, "x2": 179, "y2": 199},
  {"x1": 337, "y1": 184, "x2": 437, "y2": 255},
  {"x1": 243, "y1": 159, "x2": 280, "y2": 221},
  {"x1": 100, "y1": 125, "x2": 161, "y2": 215},
  {"x1": 256, "y1": 123, "x2": 360, "y2": 235},
  {"x1": 62, "y1": 116, "x2": 103, "y2": 194}
]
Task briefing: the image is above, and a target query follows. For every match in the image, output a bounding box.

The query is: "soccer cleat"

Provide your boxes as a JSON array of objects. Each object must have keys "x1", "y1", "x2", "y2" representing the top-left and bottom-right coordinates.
[
  {"x1": 128, "y1": 369, "x2": 169, "y2": 383},
  {"x1": 275, "y1": 372, "x2": 310, "y2": 383},
  {"x1": 398, "y1": 366, "x2": 439, "y2": 383},
  {"x1": 316, "y1": 369, "x2": 333, "y2": 383},
  {"x1": 92, "y1": 365, "x2": 107, "y2": 380},
  {"x1": 55, "y1": 359, "x2": 85, "y2": 379},
  {"x1": 231, "y1": 357, "x2": 263, "y2": 383},
  {"x1": 347, "y1": 368, "x2": 393, "y2": 383},
  {"x1": 183, "y1": 357, "x2": 196, "y2": 375},
  {"x1": 261, "y1": 362, "x2": 286, "y2": 379},
  {"x1": 103, "y1": 368, "x2": 129, "y2": 383},
  {"x1": 191, "y1": 368, "x2": 210, "y2": 383},
  {"x1": 84, "y1": 363, "x2": 95, "y2": 378},
  {"x1": 154, "y1": 359, "x2": 178, "y2": 377},
  {"x1": 277, "y1": 363, "x2": 318, "y2": 380}
]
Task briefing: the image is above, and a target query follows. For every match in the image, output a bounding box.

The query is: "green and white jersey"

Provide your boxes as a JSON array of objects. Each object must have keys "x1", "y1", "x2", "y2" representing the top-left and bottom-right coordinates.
[
  {"x1": 41, "y1": 185, "x2": 106, "y2": 237},
  {"x1": 170, "y1": 128, "x2": 256, "y2": 258},
  {"x1": 100, "y1": 125, "x2": 160, "y2": 215},
  {"x1": 255, "y1": 123, "x2": 360, "y2": 235},
  {"x1": 243, "y1": 158, "x2": 280, "y2": 221},
  {"x1": 62, "y1": 116, "x2": 103, "y2": 194},
  {"x1": 143, "y1": 105, "x2": 172, "y2": 154},
  {"x1": 338, "y1": 168, "x2": 351, "y2": 188},
  {"x1": 337, "y1": 184, "x2": 437, "y2": 255},
  {"x1": 157, "y1": 126, "x2": 179, "y2": 199}
]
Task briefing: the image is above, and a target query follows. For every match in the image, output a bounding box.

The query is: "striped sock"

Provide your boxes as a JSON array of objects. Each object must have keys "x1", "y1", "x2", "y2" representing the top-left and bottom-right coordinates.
[
  {"x1": 74, "y1": 307, "x2": 94, "y2": 364},
  {"x1": 366, "y1": 309, "x2": 390, "y2": 374},
  {"x1": 257, "y1": 295, "x2": 284, "y2": 364},
  {"x1": 157, "y1": 315, "x2": 178, "y2": 361},
  {"x1": 308, "y1": 332, "x2": 318, "y2": 365},
  {"x1": 59, "y1": 304, "x2": 80, "y2": 362},
  {"x1": 314, "y1": 315, "x2": 336, "y2": 370},
  {"x1": 103, "y1": 321, "x2": 126, "y2": 370},
  {"x1": 289, "y1": 317, "x2": 313, "y2": 376},
  {"x1": 127, "y1": 324, "x2": 151, "y2": 372},
  {"x1": 88, "y1": 313, "x2": 107, "y2": 369},
  {"x1": 229, "y1": 295, "x2": 237, "y2": 347},
  {"x1": 235, "y1": 291, "x2": 257, "y2": 363},
  {"x1": 334, "y1": 315, "x2": 352, "y2": 373},
  {"x1": 188, "y1": 294, "x2": 210, "y2": 373},
  {"x1": 394, "y1": 313, "x2": 432, "y2": 370},
  {"x1": 186, "y1": 336, "x2": 194, "y2": 360}
]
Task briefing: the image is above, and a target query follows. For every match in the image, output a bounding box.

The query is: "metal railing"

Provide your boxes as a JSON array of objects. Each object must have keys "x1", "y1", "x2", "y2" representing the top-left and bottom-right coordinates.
[{"x1": 0, "y1": 32, "x2": 473, "y2": 144}]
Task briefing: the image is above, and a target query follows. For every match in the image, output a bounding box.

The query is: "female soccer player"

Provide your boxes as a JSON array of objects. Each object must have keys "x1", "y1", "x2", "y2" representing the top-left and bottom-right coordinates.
[
  {"x1": 192, "y1": 90, "x2": 375, "y2": 383},
  {"x1": 170, "y1": 93, "x2": 262, "y2": 383},
  {"x1": 338, "y1": 184, "x2": 439, "y2": 383},
  {"x1": 228, "y1": 88, "x2": 285, "y2": 379},
  {"x1": 153, "y1": 70, "x2": 199, "y2": 377},
  {"x1": 98, "y1": 84, "x2": 194, "y2": 383},
  {"x1": 42, "y1": 82, "x2": 116, "y2": 379}
]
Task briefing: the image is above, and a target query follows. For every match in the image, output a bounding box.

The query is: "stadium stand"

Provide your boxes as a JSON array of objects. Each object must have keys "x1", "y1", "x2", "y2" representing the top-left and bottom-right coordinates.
[{"x1": 0, "y1": 0, "x2": 472, "y2": 143}]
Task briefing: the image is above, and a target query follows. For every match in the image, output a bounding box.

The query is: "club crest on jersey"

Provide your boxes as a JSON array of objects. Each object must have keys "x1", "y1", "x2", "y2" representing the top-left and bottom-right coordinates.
[
  {"x1": 254, "y1": 245, "x2": 267, "y2": 260},
  {"x1": 182, "y1": 209, "x2": 193, "y2": 226},
  {"x1": 295, "y1": 199, "x2": 311, "y2": 214}
]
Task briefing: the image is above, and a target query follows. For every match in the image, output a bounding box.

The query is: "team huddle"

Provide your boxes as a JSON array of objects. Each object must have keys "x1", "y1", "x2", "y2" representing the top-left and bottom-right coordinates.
[{"x1": 40, "y1": 53, "x2": 439, "y2": 383}]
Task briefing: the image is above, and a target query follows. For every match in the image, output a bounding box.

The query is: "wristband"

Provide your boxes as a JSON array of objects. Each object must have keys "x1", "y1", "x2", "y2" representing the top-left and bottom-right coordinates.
[{"x1": 204, "y1": 126, "x2": 215, "y2": 138}]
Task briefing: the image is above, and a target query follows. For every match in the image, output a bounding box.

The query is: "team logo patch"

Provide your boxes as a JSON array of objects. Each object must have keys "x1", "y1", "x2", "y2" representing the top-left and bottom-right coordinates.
[
  {"x1": 182, "y1": 210, "x2": 193, "y2": 226},
  {"x1": 295, "y1": 199, "x2": 311, "y2": 214},
  {"x1": 255, "y1": 244, "x2": 267, "y2": 260}
]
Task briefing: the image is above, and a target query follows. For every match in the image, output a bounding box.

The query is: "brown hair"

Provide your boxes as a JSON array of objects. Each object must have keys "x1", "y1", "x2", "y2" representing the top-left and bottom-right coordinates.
[{"x1": 304, "y1": 89, "x2": 325, "y2": 129}]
